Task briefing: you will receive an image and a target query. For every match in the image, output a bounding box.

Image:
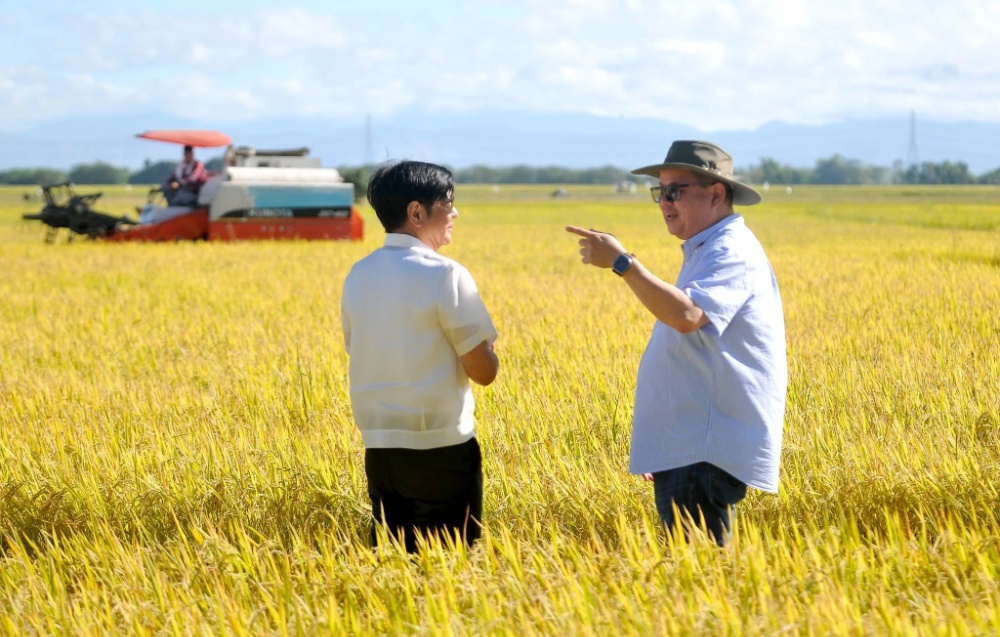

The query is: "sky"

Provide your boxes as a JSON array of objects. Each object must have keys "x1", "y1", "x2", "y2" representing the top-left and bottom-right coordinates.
[{"x1": 2, "y1": 0, "x2": 999, "y2": 167}]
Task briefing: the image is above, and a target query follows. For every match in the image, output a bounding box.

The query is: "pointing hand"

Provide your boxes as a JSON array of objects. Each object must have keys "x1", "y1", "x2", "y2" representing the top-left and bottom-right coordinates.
[{"x1": 565, "y1": 225, "x2": 627, "y2": 269}]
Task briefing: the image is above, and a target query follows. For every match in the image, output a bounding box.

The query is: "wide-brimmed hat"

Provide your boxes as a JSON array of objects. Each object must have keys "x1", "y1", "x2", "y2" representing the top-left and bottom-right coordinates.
[{"x1": 631, "y1": 140, "x2": 761, "y2": 206}]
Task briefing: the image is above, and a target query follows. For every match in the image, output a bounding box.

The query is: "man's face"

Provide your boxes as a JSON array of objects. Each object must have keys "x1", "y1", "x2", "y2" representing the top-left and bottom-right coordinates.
[
  {"x1": 421, "y1": 192, "x2": 458, "y2": 251},
  {"x1": 184, "y1": 150, "x2": 194, "y2": 162},
  {"x1": 656, "y1": 169, "x2": 720, "y2": 240}
]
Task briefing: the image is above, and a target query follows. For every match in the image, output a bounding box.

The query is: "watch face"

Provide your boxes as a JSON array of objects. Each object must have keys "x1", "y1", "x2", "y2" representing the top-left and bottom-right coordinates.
[{"x1": 613, "y1": 253, "x2": 632, "y2": 275}]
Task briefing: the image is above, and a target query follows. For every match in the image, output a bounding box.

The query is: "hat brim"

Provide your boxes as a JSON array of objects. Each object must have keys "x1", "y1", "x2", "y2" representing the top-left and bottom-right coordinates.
[{"x1": 630, "y1": 162, "x2": 762, "y2": 206}]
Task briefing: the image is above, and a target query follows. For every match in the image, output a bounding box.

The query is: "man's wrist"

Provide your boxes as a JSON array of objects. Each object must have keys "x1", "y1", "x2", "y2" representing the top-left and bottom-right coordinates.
[{"x1": 612, "y1": 252, "x2": 635, "y2": 276}]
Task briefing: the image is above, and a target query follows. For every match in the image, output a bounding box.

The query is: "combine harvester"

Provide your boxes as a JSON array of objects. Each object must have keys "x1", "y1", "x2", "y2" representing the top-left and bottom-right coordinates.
[{"x1": 24, "y1": 130, "x2": 363, "y2": 243}]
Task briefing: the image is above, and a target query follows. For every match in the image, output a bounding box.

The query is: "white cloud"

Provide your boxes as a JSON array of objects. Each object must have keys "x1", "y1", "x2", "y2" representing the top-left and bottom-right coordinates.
[
  {"x1": 61, "y1": 8, "x2": 352, "y2": 71},
  {"x1": 2, "y1": 0, "x2": 1000, "y2": 132}
]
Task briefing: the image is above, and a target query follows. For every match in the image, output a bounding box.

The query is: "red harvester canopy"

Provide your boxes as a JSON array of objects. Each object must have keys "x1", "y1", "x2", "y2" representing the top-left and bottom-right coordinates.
[{"x1": 135, "y1": 130, "x2": 232, "y2": 148}]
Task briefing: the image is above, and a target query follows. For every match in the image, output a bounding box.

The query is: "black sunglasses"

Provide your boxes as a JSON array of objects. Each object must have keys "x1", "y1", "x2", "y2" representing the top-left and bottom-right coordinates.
[{"x1": 649, "y1": 182, "x2": 714, "y2": 203}]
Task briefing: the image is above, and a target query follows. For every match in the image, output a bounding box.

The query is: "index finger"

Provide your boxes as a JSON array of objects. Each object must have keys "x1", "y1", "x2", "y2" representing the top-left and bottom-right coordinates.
[{"x1": 565, "y1": 225, "x2": 597, "y2": 238}]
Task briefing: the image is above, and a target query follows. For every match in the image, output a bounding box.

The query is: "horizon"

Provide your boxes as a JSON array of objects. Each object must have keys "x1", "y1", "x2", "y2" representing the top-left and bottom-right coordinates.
[{"x1": 3, "y1": 112, "x2": 999, "y2": 176}]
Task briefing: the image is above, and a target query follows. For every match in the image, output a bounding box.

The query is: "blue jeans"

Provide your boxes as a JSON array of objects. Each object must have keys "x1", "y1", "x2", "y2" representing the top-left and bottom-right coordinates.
[
  {"x1": 162, "y1": 182, "x2": 198, "y2": 207},
  {"x1": 652, "y1": 462, "x2": 747, "y2": 547}
]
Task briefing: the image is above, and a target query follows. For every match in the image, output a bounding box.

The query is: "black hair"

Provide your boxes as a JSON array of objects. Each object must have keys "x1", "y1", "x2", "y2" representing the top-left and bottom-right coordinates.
[
  {"x1": 366, "y1": 160, "x2": 454, "y2": 233},
  {"x1": 183, "y1": 145, "x2": 194, "y2": 153}
]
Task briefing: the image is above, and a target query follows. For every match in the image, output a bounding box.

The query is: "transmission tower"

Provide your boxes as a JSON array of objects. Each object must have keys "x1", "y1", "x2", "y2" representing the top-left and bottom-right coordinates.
[{"x1": 906, "y1": 110, "x2": 919, "y2": 167}]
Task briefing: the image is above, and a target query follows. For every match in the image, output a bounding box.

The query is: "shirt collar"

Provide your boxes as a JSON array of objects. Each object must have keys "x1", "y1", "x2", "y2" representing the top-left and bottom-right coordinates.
[
  {"x1": 383, "y1": 232, "x2": 434, "y2": 251},
  {"x1": 682, "y1": 213, "x2": 743, "y2": 254}
]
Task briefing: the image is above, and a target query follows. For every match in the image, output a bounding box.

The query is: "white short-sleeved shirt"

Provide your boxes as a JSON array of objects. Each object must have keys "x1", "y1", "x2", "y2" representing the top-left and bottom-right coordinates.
[
  {"x1": 341, "y1": 233, "x2": 498, "y2": 450},
  {"x1": 628, "y1": 214, "x2": 788, "y2": 492}
]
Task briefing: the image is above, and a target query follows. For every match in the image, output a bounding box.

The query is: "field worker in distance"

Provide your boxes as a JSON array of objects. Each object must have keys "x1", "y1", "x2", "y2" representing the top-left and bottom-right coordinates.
[
  {"x1": 162, "y1": 145, "x2": 207, "y2": 207},
  {"x1": 566, "y1": 140, "x2": 787, "y2": 547},
  {"x1": 342, "y1": 160, "x2": 500, "y2": 553}
]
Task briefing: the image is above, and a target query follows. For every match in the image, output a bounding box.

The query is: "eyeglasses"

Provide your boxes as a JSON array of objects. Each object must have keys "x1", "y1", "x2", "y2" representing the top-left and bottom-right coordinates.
[
  {"x1": 420, "y1": 196, "x2": 455, "y2": 211},
  {"x1": 649, "y1": 182, "x2": 713, "y2": 203}
]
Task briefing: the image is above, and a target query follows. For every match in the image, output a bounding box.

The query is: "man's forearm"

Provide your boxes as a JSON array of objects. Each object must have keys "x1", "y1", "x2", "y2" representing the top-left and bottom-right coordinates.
[
  {"x1": 621, "y1": 260, "x2": 708, "y2": 333},
  {"x1": 461, "y1": 340, "x2": 499, "y2": 386}
]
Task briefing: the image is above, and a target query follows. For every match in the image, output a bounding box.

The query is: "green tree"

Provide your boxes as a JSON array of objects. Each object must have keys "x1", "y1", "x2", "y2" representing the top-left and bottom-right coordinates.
[
  {"x1": 579, "y1": 165, "x2": 630, "y2": 184},
  {"x1": 745, "y1": 157, "x2": 812, "y2": 185},
  {"x1": 68, "y1": 162, "x2": 130, "y2": 185},
  {"x1": 507, "y1": 165, "x2": 536, "y2": 183},
  {"x1": 456, "y1": 165, "x2": 501, "y2": 183},
  {"x1": 0, "y1": 167, "x2": 68, "y2": 185},
  {"x1": 128, "y1": 160, "x2": 176, "y2": 185},
  {"x1": 337, "y1": 165, "x2": 373, "y2": 202},
  {"x1": 813, "y1": 154, "x2": 865, "y2": 184},
  {"x1": 978, "y1": 167, "x2": 1000, "y2": 184},
  {"x1": 901, "y1": 160, "x2": 975, "y2": 184}
]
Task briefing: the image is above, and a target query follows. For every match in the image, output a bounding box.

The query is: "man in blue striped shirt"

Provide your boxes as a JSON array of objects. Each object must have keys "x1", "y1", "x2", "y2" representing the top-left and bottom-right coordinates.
[{"x1": 567, "y1": 140, "x2": 787, "y2": 546}]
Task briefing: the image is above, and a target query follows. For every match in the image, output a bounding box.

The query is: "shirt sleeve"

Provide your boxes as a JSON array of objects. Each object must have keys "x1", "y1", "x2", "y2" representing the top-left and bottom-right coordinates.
[
  {"x1": 340, "y1": 282, "x2": 352, "y2": 352},
  {"x1": 438, "y1": 264, "x2": 498, "y2": 356},
  {"x1": 682, "y1": 242, "x2": 751, "y2": 336}
]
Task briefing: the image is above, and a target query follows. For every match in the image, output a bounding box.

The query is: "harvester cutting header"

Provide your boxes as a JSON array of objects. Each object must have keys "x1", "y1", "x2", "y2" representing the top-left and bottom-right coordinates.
[{"x1": 23, "y1": 130, "x2": 363, "y2": 243}]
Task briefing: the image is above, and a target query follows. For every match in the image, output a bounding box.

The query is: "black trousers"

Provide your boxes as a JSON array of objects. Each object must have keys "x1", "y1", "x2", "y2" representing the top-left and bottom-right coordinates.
[{"x1": 364, "y1": 437, "x2": 483, "y2": 553}]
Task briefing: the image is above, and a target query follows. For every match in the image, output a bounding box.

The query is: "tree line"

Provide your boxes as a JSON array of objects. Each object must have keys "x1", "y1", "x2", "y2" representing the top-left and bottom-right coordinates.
[
  {"x1": 0, "y1": 157, "x2": 226, "y2": 187},
  {"x1": 2, "y1": 155, "x2": 1000, "y2": 187},
  {"x1": 742, "y1": 155, "x2": 1000, "y2": 185},
  {"x1": 337, "y1": 157, "x2": 1000, "y2": 197}
]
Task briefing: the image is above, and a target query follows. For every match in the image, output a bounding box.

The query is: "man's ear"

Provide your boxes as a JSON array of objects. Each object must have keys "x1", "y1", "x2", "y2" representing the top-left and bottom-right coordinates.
[
  {"x1": 406, "y1": 200, "x2": 424, "y2": 226},
  {"x1": 711, "y1": 182, "x2": 726, "y2": 207}
]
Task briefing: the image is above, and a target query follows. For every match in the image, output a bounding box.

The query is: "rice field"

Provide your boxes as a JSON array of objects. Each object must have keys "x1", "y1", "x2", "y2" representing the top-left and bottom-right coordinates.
[{"x1": 1, "y1": 182, "x2": 999, "y2": 635}]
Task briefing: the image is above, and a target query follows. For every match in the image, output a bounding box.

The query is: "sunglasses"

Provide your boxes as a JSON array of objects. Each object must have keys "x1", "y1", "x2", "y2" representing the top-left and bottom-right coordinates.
[{"x1": 649, "y1": 182, "x2": 713, "y2": 203}]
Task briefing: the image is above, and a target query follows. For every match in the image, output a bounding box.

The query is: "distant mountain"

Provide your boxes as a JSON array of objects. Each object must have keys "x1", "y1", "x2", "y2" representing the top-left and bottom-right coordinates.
[{"x1": 3, "y1": 109, "x2": 999, "y2": 174}]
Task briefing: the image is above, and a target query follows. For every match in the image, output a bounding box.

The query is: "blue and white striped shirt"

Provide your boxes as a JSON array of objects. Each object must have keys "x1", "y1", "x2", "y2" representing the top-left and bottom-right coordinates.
[{"x1": 628, "y1": 214, "x2": 788, "y2": 492}]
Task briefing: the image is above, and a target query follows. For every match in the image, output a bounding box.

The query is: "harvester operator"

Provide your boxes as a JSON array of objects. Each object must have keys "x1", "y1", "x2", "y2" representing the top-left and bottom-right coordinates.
[{"x1": 162, "y1": 145, "x2": 207, "y2": 207}]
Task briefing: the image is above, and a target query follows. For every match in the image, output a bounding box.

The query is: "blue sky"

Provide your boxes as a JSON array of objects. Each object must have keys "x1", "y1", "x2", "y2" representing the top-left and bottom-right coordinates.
[{"x1": 3, "y1": 0, "x2": 998, "y2": 135}]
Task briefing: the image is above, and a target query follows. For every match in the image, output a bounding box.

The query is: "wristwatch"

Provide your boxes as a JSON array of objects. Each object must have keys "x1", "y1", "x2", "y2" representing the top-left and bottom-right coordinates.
[{"x1": 612, "y1": 252, "x2": 635, "y2": 277}]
